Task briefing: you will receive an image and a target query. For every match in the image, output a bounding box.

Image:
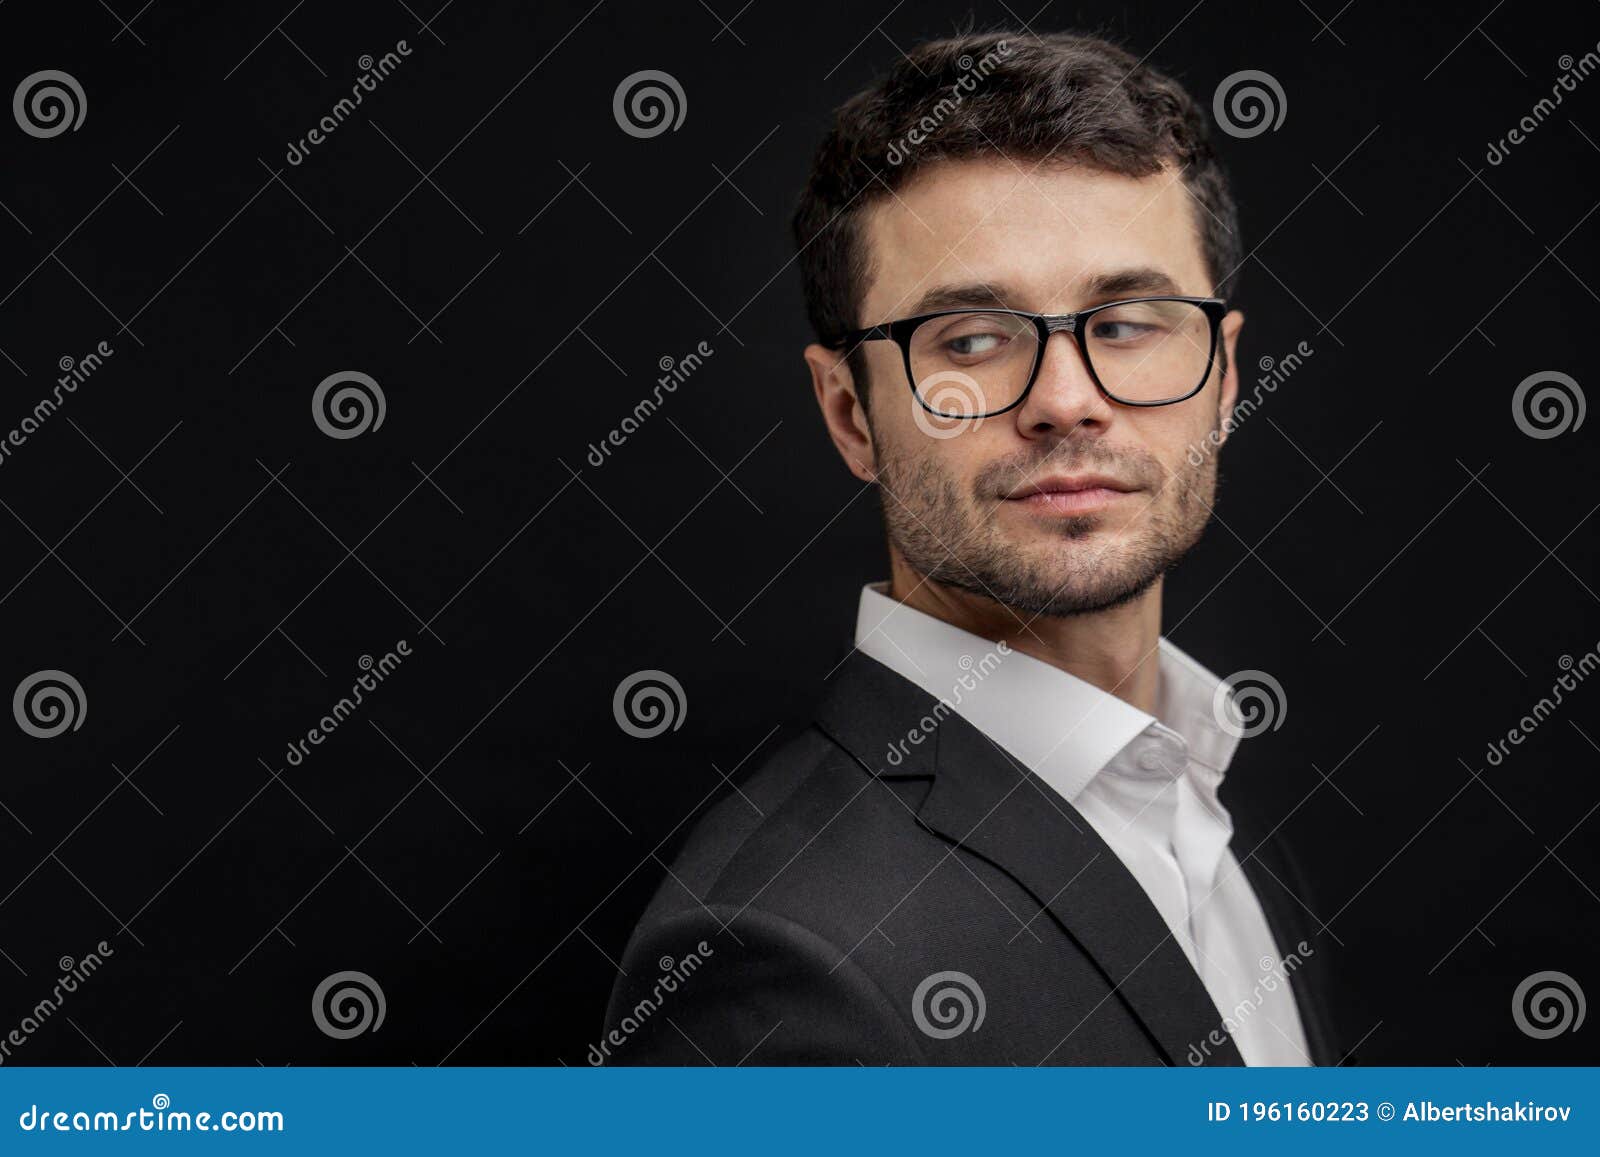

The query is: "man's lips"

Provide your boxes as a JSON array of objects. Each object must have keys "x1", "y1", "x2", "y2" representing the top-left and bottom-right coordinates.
[{"x1": 1002, "y1": 473, "x2": 1136, "y2": 515}]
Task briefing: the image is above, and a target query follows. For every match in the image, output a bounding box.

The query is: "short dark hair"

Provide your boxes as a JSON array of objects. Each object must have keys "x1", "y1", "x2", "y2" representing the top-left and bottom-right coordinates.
[{"x1": 792, "y1": 30, "x2": 1240, "y2": 388}]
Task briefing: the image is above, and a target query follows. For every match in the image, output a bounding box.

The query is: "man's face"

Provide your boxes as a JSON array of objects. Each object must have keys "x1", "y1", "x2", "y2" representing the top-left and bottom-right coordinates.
[{"x1": 834, "y1": 156, "x2": 1242, "y2": 617}]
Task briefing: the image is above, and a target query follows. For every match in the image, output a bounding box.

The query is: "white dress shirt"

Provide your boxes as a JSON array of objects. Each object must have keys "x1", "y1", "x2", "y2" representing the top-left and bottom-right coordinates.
[{"x1": 854, "y1": 583, "x2": 1310, "y2": 1066}]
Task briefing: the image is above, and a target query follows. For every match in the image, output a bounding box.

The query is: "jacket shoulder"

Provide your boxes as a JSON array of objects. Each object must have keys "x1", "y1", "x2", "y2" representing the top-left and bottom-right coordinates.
[{"x1": 635, "y1": 725, "x2": 943, "y2": 939}]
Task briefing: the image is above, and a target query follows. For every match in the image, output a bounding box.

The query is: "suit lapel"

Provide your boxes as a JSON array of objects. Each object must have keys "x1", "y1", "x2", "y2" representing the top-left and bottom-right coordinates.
[
  {"x1": 1224, "y1": 790, "x2": 1343, "y2": 1067},
  {"x1": 816, "y1": 652, "x2": 1244, "y2": 1067}
]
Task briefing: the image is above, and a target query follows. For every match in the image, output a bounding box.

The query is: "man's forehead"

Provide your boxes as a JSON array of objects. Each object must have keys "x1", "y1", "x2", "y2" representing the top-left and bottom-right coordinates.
[{"x1": 858, "y1": 156, "x2": 1210, "y2": 313}]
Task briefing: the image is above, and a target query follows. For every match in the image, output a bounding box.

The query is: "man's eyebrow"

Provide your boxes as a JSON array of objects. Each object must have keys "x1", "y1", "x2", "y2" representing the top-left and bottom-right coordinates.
[
  {"x1": 1079, "y1": 267, "x2": 1185, "y2": 300},
  {"x1": 902, "y1": 268, "x2": 1190, "y2": 318},
  {"x1": 907, "y1": 282, "x2": 1016, "y2": 314}
]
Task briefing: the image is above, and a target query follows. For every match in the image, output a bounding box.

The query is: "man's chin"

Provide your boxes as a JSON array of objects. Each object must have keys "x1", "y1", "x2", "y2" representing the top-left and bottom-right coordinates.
[
  {"x1": 997, "y1": 497, "x2": 1143, "y2": 543},
  {"x1": 983, "y1": 568, "x2": 1163, "y2": 619},
  {"x1": 919, "y1": 542, "x2": 1161, "y2": 620},
  {"x1": 1003, "y1": 513, "x2": 1125, "y2": 546}
]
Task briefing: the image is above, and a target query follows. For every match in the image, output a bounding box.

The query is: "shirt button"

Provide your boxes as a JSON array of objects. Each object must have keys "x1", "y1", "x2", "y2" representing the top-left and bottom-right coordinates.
[{"x1": 1137, "y1": 747, "x2": 1171, "y2": 774}]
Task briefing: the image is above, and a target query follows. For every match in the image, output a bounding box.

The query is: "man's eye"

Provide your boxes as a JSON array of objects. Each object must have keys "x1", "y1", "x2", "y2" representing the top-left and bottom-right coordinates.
[
  {"x1": 946, "y1": 332, "x2": 1006, "y2": 357},
  {"x1": 1091, "y1": 320, "x2": 1158, "y2": 342}
]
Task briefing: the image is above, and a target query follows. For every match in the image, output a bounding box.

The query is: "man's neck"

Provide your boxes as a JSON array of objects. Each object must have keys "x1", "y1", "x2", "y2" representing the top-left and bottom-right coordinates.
[{"x1": 886, "y1": 551, "x2": 1164, "y2": 714}]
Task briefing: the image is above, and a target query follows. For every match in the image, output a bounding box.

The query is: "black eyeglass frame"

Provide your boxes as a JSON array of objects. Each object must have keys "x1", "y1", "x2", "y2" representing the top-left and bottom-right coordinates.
[{"x1": 825, "y1": 295, "x2": 1228, "y2": 415}]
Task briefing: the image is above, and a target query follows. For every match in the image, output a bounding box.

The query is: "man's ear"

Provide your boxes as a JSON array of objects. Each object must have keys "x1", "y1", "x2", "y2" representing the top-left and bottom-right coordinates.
[
  {"x1": 1215, "y1": 309, "x2": 1244, "y2": 448},
  {"x1": 804, "y1": 342, "x2": 877, "y2": 482}
]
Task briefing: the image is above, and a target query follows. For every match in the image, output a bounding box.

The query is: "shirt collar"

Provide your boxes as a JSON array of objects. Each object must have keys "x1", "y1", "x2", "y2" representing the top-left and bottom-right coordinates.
[{"x1": 852, "y1": 583, "x2": 1240, "y2": 802}]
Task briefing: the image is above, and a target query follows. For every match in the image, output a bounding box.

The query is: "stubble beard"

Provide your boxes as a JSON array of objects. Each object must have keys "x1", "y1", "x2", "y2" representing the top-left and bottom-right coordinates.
[{"x1": 875, "y1": 416, "x2": 1220, "y2": 619}]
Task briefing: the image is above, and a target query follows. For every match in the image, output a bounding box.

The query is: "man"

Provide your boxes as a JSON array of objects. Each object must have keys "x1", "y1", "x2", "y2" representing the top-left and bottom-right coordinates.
[{"x1": 602, "y1": 30, "x2": 1343, "y2": 1066}]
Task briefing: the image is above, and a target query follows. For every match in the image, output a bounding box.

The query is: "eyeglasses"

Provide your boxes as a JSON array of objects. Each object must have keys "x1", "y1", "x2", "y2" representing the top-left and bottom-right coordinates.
[{"x1": 826, "y1": 296, "x2": 1227, "y2": 418}]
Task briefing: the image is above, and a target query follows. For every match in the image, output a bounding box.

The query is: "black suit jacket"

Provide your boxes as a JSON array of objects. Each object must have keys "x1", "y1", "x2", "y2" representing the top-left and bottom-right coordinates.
[{"x1": 602, "y1": 652, "x2": 1345, "y2": 1065}]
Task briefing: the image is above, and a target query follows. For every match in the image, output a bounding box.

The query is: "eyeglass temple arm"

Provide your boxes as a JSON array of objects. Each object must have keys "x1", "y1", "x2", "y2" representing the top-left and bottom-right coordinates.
[{"x1": 825, "y1": 324, "x2": 891, "y2": 350}]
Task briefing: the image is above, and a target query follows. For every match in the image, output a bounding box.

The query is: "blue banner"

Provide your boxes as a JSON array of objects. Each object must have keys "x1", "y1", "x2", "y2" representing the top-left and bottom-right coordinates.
[{"x1": 1, "y1": 1067, "x2": 1595, "y2": 1153}]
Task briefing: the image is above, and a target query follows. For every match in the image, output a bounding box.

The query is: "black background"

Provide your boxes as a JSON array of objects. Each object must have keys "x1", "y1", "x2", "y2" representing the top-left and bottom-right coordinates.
[{"x1": 1, "y1": 0, "x2": 1596, "y2": 1066}]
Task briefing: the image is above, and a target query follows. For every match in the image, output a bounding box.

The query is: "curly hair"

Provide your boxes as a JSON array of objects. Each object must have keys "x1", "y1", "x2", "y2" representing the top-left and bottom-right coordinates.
[{"x1": 792, "y1": 30, "x2": 1240, "y2": 393}]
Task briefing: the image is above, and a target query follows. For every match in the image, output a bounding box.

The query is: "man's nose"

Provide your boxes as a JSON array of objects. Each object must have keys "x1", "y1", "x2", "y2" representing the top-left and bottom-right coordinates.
[{"x1": 1013, "y1": 331, "x2": 1113, "y2": 437}]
